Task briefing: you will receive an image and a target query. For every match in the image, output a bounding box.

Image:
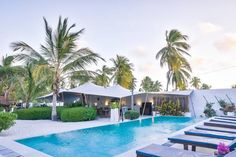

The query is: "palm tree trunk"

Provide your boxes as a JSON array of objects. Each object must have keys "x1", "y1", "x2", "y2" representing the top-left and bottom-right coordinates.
[{"x1": 51, "y1": 92, "x2": 57, "y2": 121}]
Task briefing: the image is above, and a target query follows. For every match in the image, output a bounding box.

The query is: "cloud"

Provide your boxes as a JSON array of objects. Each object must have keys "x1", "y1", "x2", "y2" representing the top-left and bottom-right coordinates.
[
  {"x1": 198, "y1": 22, "x2": 221, "y2": 33},
  {"x1": 131, "y1": 45, "x2": 149, "y2": 58},
  {"x1": 214, "y1": 33, "x2": 236, "y2": 52}
]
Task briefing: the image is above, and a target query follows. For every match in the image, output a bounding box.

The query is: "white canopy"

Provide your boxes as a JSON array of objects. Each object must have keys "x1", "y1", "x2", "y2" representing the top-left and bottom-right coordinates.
[{"x1": 67, "y1": 82, "x2": 133, "y2": 98}]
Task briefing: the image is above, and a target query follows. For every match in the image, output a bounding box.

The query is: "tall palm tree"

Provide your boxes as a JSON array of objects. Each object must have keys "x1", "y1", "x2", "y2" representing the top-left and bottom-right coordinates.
[
  {"x1": 190, "y1": 76, "x2": 201, "y2": 89},
  {"x1": 110, "y1": 55, "x2": 134, "y2": 89},
  {"x1": 156, "y1": 29, "x2": 191, "y2": 91},
  {"x1": 167, "y1": 57, "x2": 192, "y2": 90},
  {"x1": 94, "y1": 65, "x2": 113, "y2": 87},
  {"x1": 11, "y1": 17, "x2": 103, "y2": 120}
]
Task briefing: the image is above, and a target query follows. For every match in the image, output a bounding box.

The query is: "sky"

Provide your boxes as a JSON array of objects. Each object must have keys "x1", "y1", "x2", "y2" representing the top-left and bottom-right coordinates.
[{"x1": 1, "y1": 0, "x2": 236, "y2": 89}]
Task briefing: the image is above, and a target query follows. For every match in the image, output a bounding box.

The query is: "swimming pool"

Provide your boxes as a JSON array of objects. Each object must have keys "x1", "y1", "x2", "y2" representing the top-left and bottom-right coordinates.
[{"x1": 17, "y1": 116, "x2": 197, "y2": 157}]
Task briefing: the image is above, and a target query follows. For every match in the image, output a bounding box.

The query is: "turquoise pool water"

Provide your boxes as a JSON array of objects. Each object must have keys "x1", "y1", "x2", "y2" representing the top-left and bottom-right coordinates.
[{"x1": 17, "y1": 116, "x2": 197, "y2": 157}]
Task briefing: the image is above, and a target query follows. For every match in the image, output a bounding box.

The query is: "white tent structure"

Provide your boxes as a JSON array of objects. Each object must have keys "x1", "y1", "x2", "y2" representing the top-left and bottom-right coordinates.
[{"x1": 67, "y1": 82, "x2": 133, "y2": 98}]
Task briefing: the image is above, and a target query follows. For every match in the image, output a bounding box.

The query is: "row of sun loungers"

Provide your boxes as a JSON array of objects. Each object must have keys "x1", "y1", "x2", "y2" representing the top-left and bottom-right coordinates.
[{"x1": 136, "y1": 115, "x2": 236, "y2": 157}]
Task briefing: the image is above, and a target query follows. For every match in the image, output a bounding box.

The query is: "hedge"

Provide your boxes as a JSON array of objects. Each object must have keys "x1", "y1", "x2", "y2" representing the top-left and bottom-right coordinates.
[
  {"x1": 15, "y1": 107, "x2": 51, "y2": 120},
  {"x1": 124, "y1": 110, "x2": 139, "y2": 120},
  {"x1": 0, "y1": 112, "x2": 17, "y2": 132},
  {"x1": 61, "y1": 107, "x2": 97, "y2": 122}
]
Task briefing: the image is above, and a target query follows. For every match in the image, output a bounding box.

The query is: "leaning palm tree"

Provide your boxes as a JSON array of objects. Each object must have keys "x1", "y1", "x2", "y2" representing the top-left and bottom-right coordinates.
[
  {"x1": 190, "y1": 76, "x2": 201, "y2": 89},
  {"x1": 11, "y1": 17, "x2": 103, "y2": 120},
  {"x1": 156, "y1": 29, "x2": 191, "y2": 91},
  {"x1": 94, "y1": 65, "x2": 113, "y2": 87},
  {"x1": 110, "y1": 55, "x2": 134, "y2": 89}
]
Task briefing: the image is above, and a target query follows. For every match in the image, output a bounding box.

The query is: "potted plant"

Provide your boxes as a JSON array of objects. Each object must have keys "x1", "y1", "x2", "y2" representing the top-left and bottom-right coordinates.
[{"x1": 110, "y1": 102, "x2": 119, "y2": 122}]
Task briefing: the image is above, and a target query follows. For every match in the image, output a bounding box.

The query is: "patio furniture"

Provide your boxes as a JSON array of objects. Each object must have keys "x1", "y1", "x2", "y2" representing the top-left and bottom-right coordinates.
[
  {"x1": 204, "y1": 121, "x2": 236, "y2": 129},
  {"x1": 185, "y1": 129, "x2": 236, "y2": 140},
  {"x1": 195, "y1": 125, "x2": 236, "y2": 134},
  {"x1": 136, "y1": 144, "x2": 236, "y2": 157},
  {"x1": 136, "y1": 144, "x2": 212, "y2": 157},
  {"x1": 168, "y1": 134, "x2": 236, "y2": 151},
  {"x1": 211, "y1": 119, "x2": 236, "y2": 124},
  {"x1": 215, "y1": 117, "x2": 236, "y2": 121}
]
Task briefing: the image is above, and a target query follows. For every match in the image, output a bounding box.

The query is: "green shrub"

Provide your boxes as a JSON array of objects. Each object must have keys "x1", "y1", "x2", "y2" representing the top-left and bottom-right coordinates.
[
  {"x1": 65, "y1": 101, "x2": 84, "y2": 108},
  {"x1": 204, "y1": 102, "x2": 216, "y2": 118},
  {"x1": 0, "y1": 112, "x2": 17, "y2": 132},
  {"x1": 124, "y1": 110, "x2": 139, "y2": 120},
  {"x1": 57, "y1": 106, "x2": 68, "y2": 119},
  {"x1": 15, "y1": 107, "x2": 51, "y2": 120},
  {"x1": 61, "y1": 107, "x2": 97, "y2": 122},
  {"x1": 158, "y1": 101, "x2": 183, "y2": 116}
]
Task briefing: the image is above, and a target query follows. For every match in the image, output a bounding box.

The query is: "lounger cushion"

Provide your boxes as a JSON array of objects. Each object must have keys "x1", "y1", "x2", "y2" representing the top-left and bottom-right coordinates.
[
  {"x1": 195, "y1": 125, "x2": 236, "y2": 134},
  {"x1": 215, "y1": 117, "x2": 236, "y2": 122},
  {"x1": 136, "y1": 144, "x2": 211, "y2": 157},
  {"x1": 185, "y1": 129, "x2": 236, "y2": 140},
  {"x1": 204, "y1": 122, "x2": 236, "y2": 129},
  {"x1": 168, "y1": 135, "x2": 233, "y2": 149},
  {"x1": 211, "y1": 119, "x2": 236, "y2": 124}
]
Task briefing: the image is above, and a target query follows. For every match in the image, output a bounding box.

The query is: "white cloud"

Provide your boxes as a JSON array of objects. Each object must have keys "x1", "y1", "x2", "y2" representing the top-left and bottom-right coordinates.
[
  {"x1": 198, "y1": 22, "x2": 222, "y2": 33},
  {"x1": 131, "y1": 45, "x2": 148, "y2": 58},
  {"x1": 214, "y1": 33, "x2": 236, "y2": 52}
]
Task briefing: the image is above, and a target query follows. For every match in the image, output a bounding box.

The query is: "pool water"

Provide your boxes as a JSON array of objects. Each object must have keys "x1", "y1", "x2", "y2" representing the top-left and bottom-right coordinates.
[{"x1": 17, "y1": 116, "x2": 197, "y2": 157}]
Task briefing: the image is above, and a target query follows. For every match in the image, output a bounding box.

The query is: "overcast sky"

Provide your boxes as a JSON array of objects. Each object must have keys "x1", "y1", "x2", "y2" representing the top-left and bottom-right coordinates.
[{"x1": 1, "y1": 0, "x2": 236, "y2": 89}]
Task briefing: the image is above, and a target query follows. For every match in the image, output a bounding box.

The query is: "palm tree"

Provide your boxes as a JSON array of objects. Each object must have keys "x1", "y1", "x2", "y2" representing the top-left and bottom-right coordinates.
[
  {"x1": 201, "y1": 83, "x2": 212, "y2": 90},
  {"x1": 190, "y1": 77, "x2": 201, "y2": 89},
  {"x1": 11, "y1": 17, "x2": 103, "y2": 120},
  {"x1": 139, "y1": 76, "x2": 162, "y2": 92},
  {"x1": 167, "y1": 57, "x2": 192, "y2": 90},
  {"x1": 110, "y1": 55, "x2": 134, "y2": 89},
  {"x1": 156, "y1": 29, "x2": 191, "y2": 91},
  {"x1": 16, "y1": 63, "x2": 52, "y2": 108},
  {"x1": 153, "y1": 80, "x2": 162, "y2": 91},
  {"x1": 94, "y1": 65, "x2": 113, "y2": 87}
]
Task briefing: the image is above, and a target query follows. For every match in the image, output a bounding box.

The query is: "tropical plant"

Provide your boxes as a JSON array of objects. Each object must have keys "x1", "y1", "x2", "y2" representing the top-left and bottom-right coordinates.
[
  {"x1": 110, "y1": 55, "x2": 134, "y2": 89},
  {"x1": 156, "y1": 29, "x2": 191, "y2": 91},
  {"x1": 0, "y1": 112, "x2": 17, "y2": 132},
  {"x1": 203, "y1": 102, "x2": 216, "y2": 117},
  {"x1": 111, "y1": 102, "x2": 119, "y2": 109},
  {"x1": 11, "y1": 17, "x2": 103, "y2": 120},
  {"x1": 139, "y1": 76, "x2": 162, "y2": 92},
  {"x1": 157, "y1": 100, "x2": 183, "y2": 116},
  {"x1": 190, "y1": 76, "x2": 201, "y2": 89},
  {"x1": 201, "y1": 83, "x2": 212, "y2": 90},
  {"x1": 93, "y1": 65, "x2": 113, "y2": 87}
]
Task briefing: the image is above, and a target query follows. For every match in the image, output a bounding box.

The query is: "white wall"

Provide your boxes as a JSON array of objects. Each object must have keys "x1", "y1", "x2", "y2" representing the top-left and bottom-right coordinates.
[{"x1": 190, "y1": 89, "x2": 236, "y2": 117}]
